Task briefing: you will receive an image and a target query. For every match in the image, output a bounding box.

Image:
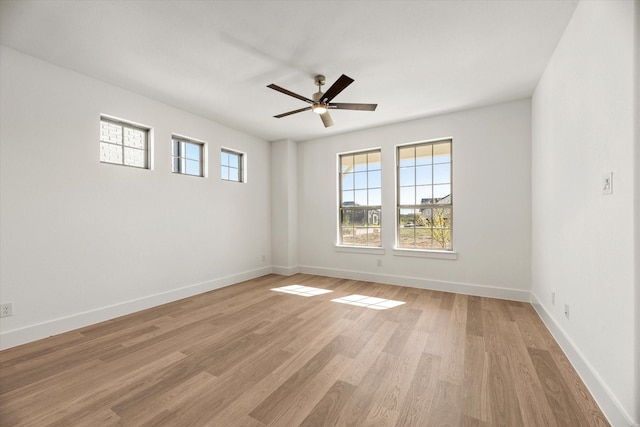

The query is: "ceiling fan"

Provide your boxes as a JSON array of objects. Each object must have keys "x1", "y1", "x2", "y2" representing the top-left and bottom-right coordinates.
[{"x1": 267, "y1": 74, "x2": 377, "y2": 128}]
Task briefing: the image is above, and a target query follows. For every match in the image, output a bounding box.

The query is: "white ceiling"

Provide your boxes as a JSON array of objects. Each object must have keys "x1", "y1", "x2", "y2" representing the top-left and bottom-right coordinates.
[{"x1": 0, "y1": 0, "x2": 578, "y2": 142}]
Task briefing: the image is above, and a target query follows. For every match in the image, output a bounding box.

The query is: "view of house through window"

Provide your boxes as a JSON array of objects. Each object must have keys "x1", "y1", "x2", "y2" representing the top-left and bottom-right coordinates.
[
  {"x1": 99, "y1": 117, "x2": 149, "y2": 168},
  {"x1": 397, "y1": 140, "x2": 452, "y2": 250},
  {"x1": 221, "y1": 148, "x2": 243, "y2": 182},
  {"x1": 172, "y1": 137, "x2": 204, "y2": 177},
  {"x1": 339, "y1": 149, "x2": 382, "y2": 247}
]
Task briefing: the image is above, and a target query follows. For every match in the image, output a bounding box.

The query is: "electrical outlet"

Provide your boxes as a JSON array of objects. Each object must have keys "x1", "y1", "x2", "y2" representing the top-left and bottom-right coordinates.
[
  {"x1": 551, "y1": 292, "x2": 556, "y2": 306},
  {"x1": 564, "y1": 304, "x2": 570, "y2": 320},
  {"x1": 377, "y1": 259, "x2": 382, "y2": 267},
  {"x1": 0, "y1": 302, "x2": 13, "y2": 318},
  {"x1": 602, "y1": 172, "x2": 613, "y2": 195}
]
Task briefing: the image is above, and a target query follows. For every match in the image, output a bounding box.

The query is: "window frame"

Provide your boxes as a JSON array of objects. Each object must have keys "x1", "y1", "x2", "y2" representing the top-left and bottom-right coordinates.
[
  {"x1": 220, "y1": 148, "x2": 244, "y2": 183},
  {"x1": 171, "y1": 135, "x2": 205, "y2": 177},
  {"x1": 99, "y1": 116, "x2": 150, "y2": 169},
  {"x1": 396, "y1": 139, "x2": 453, "y2": 252},
  {"x1": 337, "y1": 148, "x2": 383, "y2": 248}
]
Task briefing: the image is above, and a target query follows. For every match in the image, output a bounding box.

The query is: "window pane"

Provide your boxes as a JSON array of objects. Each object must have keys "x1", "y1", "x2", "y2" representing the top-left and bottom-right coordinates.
[
  {"x1": 416, "y1": 165, "x2": 432, "y2": 185},
  {"x1": 172, "y1": 157, "x2": 181, "y2": 173},
  {"x1": 124, "y1": 128, "x2": 145, "y2": 149},
  {"x1": 433, "y1": 184, "x2": 451, "y2": 199},
  {"x1": 341, "y1": 172, "x2": 354, "y2": 190},
  {"x1": 416, "y1": 186, "x2": 433, "y2": 204},
  {"x1": 354, "y1": 172, "x2": 367, "y2": 189},
  {"x1": 400, "y1": 187, "x2": 414, "y2": 205},
  {"x1": 399, "y1": 227, "x2": 416, "y2": 248},
  {"x1": 367, "y1": 228, "x2": 381, "y2": 246},
  {"x1": 341, "y1": 227, "x2": 354, "y2": 244},
  {"x1": 341, "y1": 155, "x2": 353, "y2": 173},
  {"x1": 416, "y1": 144, "x2": 432, "y2": 166},
  {"x1": 342, "y1": 191, "x2": 354, "y2": 206},
  {"x1": 124, "y1": 147, "x2": 145, "y2": 167},
  {"x1": 368, "y1": 151, "x2": 381, "y2": 170},
  {"x1": 100, "y1": 121, "x2": 122, "y2": 145},
  {"x1": 185, "y1": 159, "x2": 200, "y2": 176},
  {"x1": 221, "y1": 151, "x2": 229, "y2": 166},
  {"x1": 172, "y1": 140, "x2": 181, "y2": 156},
  {"x1": 185, "y1": 143, "x2": 200, "y2": 161},
  {"x1": 368, "y1": 188, "x2": 381, "y2": 206},
  {"x1": 433, "y1": 143, "x2": 451, "y2": 164},
  {"x1": 368, "y1": 209, "x2": 381, "y2": 226},
  {"x1": 354, "y1": 189, "x2": 367, "y2": 206},
  {"x1": 353, "y1": 209, "x2": 367, "y2": 226},
  {"x1": 399, "y1": 167, "x2": 415, "y2": 186},
  {"x1": 221, "y1": 166, "x2": 229, "y2": 180},
  {"x1": 228, "y1": 153, "x2": 239, "y2": 168},
  {"x1": 341, "y1": 209, "x2": 353, "y2": 226},
  {"x1": 368, "y1": 170, "x2": 381, "y2": 188},
  {"x1": 229, "y1": 168, "x2": 239, "y2": 182},
  {"x1": 399, "y1": 208, "x2": 414, "y2": 225},
  {"x1": 398, "y1": 147, "x2": 415, "y2": 167},
  {"x1": 434, "y1": 163, "x2": 450, "y2": 184},
  {"x1": 100, "y1": 142, "x2": 122, "y2": 164},
  {"x1": 353, "y1": 154, "x2": 367, "y2": 172}
]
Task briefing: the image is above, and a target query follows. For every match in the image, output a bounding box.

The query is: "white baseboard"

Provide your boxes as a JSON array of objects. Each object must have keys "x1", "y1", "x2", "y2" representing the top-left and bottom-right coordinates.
[
  {"x1": 298, "y1": 265, "x2": 530, "y2": 302},
  {"x1": 0, "y1": 267, "x2": 272, "y2": 350},
  {"x1": 271, "y1": 265, "x2": 300, "y2": 276},
  {"x1": 530, "y1": 292, "x2": 638, "y2": 427}
]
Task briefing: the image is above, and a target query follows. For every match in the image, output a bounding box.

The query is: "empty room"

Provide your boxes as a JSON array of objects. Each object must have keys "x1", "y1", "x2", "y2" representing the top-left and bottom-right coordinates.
[{"x1": 0, "y1": 0, "x2": 638, "y2": 426}]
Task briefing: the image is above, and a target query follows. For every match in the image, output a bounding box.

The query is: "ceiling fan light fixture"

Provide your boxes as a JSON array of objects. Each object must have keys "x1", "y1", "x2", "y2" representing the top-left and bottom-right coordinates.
[{"x1": 312, "y1": 103, "x2": 327, "y2": 114}]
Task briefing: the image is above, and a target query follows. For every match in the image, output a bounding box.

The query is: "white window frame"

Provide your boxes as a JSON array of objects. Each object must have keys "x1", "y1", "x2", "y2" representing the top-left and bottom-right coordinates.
[
  {"x1": 221, "y1": 148, "x2": 245, "y2": 183},
  {"x1": 99, "y1": 116, "x2": 150, "y2": 169},
  {"x1": 337, "y1": 148, "x2": 383, "y2": 248},
  {"x1": 395, "y1": 139, "x2": 454, "y2": 255},
  {"x1": 172, "y1": 135, "x2": 206, "y2": 177}
]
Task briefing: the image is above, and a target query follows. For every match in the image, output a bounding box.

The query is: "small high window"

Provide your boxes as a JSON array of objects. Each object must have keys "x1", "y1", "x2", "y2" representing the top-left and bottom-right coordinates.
[
  {"x1": 99, "y1": 117, "x2": 149, "y2": 168},
  {"x1": 172, "y1": 137, "x2": 204, "y2": 177},
  {"x1": 221, "y1": 148, "x2": 243, "y2": 182}
]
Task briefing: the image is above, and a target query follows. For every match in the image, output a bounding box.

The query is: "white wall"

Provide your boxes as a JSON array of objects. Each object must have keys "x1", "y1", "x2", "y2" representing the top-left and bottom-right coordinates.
[
  {"x1": 297, "y1": 99, "x2": 532, "y2": 300},
  {"x1": 0, "y1": 46, "x2": 272, "y2": 349},
  {"x1": 531, "y1": 1, "x2": 638, "y2": 425},
  {"x1": 271, "y1": 139, "x2": 298, "y2": 274}
]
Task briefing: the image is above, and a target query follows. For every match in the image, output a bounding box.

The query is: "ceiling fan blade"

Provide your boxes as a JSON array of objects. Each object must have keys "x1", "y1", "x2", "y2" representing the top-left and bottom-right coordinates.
[
  {"x1": 274, "y1": 106, "x2": 312, "y2": 118},
  {"x1": 320, "y1": 112, "x2": 334, "y2": 128},
  {"x1": 319, "y1": 74, "x2": 354, "y2": 103},
  {"x1": 330, "y1": 103, "x2": 377, "y2": 111},
  {"x1": 267, "y1": 84, "x2": 314, "y2": 104}
]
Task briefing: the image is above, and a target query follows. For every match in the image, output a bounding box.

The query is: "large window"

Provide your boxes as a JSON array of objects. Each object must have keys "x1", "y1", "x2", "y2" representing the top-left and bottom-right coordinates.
[
  {"x1": 99, "y1": 117, "x2": 149, "y2": 168},
  {"x1": 339, "y1": 149, "x2": 382, "y2": 247},
  {"x1": 221, "y1": 148, "x2": 243, "y2": 182},
  {"x1": 172, "y1": 137, "x2": 204, "y2": 177},
  {"x1": 397, "y1": 140, "x2": 452, "y2": 250}
]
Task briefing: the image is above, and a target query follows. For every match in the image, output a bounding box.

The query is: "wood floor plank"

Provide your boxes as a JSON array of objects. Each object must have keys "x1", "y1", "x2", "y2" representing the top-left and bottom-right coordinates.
[
  {"x1": 395, "y1": 352, "x2": 442, "y2": 427},
  {"x1": 0, "y1": 273, "x2": 609, "y2": 426},
  {"x1": 529, "y1": 347, "x2": 592, "y2": 426},
  {"x1": 299, "y1": 380, "x2": 357, "y2": 427}
]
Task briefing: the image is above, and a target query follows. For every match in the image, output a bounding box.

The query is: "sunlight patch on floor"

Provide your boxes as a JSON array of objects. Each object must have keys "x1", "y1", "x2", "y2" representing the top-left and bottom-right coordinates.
[
  {"x1": 331, "y1": 294, "x2": 406, "y2": 310},
  {"x1": 271, "y1": 285, "x2": 333, "y2": 297}
]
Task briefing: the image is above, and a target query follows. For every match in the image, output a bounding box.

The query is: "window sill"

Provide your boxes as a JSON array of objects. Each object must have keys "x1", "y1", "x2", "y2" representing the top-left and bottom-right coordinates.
[
  {"x1": 393, "y1": 248, "x2": 458, "y2": 260},
  {"x1": 335, "y1": 245, "x2": 385, "y2": 255}
]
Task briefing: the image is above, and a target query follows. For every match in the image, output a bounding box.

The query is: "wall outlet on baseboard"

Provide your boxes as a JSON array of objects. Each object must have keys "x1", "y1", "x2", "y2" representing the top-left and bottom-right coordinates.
[
  {"x1": 564, "y1": 304, "x2": 570, "y2": 320},
  {"x1": 1, "y1": 302, "x2": 13, "y2": 318}
]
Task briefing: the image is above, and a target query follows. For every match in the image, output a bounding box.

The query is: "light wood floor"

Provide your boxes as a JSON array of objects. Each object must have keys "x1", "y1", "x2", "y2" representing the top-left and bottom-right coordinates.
[{"x1": 0, "y1": 274, "x2": 609, "y2": 426}]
